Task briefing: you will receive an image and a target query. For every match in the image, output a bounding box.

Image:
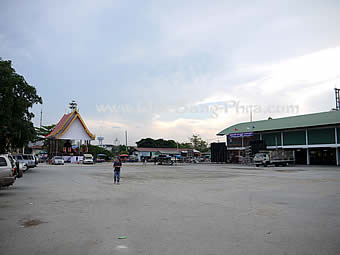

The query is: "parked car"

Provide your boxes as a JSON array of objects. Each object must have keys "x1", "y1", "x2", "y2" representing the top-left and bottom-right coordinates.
[
  {"x1": 155, "y1": 155, "x2": 174, "y2": 165},
  {"x1": 14, "y1": 154, "x2": 35, "y2": 169},
  {"x1": 83, "y1": 154, "x2": 94, "y2": 164},
  {"x1": 96, "y1": 154, "x2": 106, "y2": 163},
  {"x1": 7, "y1": 154, "x2": 24, "y2": 178},
  {"x1": 24, "y1": 154, "x2": 37, "y2": 167},
  {"x1": 12, "y1": 155, "x2": 28, "y2": 172},
  {"x1": 128, "y1": 156, "x2": 138, "y2": 162},
  {"x1": 52, "y1": 156, "x2": 64, "y2": 165},
  {"x1": 0, "y1": 155, "x2": 16, "y2": 187}
]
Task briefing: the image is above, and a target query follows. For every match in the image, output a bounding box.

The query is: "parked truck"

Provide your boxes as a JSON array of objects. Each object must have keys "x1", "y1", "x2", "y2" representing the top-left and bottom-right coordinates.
[{"x1": 254, "y1": 150, "x2": 295, "y2": 167}]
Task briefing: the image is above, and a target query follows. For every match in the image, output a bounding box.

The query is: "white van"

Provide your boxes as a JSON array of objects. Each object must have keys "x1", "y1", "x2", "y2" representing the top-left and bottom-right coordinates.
[{"x1": 83, "y1": 154, "x2": 94, "y2": 164}]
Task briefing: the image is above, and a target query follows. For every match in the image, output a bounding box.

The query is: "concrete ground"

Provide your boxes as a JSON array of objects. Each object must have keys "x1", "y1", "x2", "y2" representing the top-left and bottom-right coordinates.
[{"x1": 0, "y1": 163, "x2": 339, "y2": 255}]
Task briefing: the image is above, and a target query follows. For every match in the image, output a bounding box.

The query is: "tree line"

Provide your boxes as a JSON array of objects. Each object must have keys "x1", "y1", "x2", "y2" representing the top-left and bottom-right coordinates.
[{"x1": 136, "y1": 135, "x2": 209, "y2": 152}]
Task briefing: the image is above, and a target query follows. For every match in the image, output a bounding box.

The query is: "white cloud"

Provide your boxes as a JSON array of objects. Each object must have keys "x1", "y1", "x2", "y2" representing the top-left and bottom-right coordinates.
[
  {"x1": 146, "y1": 46, "x2": 340, "y2": 141},
  {"x1": 4, "y1": 0, "x2": 340, "y2": 145},
  {"x1": 83, "y1": 46, "x2": 340, "y2": 145},
  {"x1": 255, "y1": 46, "x2": 340, "y2": 93}
]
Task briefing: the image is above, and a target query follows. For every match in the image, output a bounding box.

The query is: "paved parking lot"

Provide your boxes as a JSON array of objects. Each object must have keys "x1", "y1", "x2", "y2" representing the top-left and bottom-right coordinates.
[{"x1": 0, "y1": 163, "x2": 340, "y2": 255}]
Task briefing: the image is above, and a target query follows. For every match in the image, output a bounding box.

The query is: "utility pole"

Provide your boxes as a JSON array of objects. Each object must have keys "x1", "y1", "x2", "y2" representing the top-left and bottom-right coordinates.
[
  {"x1": 40, "y1": 108, "x2": 43, "y2": 128},
  {"x1": 113, "y1": 138, "x2": 119, "y2": 156},
  {"x1": 125, "y1": 130, "x2": 128, "y2": 151}
]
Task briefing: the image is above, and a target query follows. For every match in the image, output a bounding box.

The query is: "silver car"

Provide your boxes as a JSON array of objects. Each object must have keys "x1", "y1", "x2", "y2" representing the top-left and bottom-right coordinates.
[
  {"x1": 52, "y1": 156, "x2": 64, "y2": 165},
  {"x1": 0, "y1": 155, "x2": 16, "y2": 187},
  {"x1": 14, "y1": 155, "x2": 35, "y2": 169}
]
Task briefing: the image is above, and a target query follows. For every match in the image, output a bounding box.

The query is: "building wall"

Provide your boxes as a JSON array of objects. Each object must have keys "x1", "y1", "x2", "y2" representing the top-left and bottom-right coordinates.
[
  {"x1": 262, "y1": 127, "x2": 337, "y2": 146},
  {"x1": 59, "y1": 118, "x2": 93, "y2": 140},
  {"x1": 262, "y1": 132, "x2": 281, "y2": 146},
  {"x1": 283, "y1": 130, "x2": 306, "y2": 145},
  {"x1": 308, "y1": 128, "x2": 335, "y2": 145}
]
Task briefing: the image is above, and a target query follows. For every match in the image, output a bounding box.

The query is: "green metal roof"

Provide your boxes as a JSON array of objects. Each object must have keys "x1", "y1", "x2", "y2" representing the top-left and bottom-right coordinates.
[{"x1": 217, "y1": 111, "x2": 340, "y2": 136}]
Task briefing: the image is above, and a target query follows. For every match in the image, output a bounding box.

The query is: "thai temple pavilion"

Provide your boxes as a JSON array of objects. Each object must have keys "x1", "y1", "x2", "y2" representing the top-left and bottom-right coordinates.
[{"x1": 45, "y1": 108, "x2": 95, "y2": 157}]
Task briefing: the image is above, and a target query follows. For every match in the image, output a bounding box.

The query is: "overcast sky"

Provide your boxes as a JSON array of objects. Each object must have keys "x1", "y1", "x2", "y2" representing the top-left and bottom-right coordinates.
[{"x1": 1, "y1": 0, "x2": 340, "y2": 145}]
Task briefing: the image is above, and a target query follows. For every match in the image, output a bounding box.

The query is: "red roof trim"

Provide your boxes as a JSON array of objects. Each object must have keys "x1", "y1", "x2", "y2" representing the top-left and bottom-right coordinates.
[
  {"x1": 31, "y1": 146, "x2": 42, "y2": 149},
  {"x1": 45, "y1": 112, "x2": 73, "y2": 138}
]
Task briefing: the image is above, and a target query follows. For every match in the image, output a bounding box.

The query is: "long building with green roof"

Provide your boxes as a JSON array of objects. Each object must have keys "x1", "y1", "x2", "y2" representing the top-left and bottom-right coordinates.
[{"x1": 216, "y1": 110, "x2": 340, "y2": 165}]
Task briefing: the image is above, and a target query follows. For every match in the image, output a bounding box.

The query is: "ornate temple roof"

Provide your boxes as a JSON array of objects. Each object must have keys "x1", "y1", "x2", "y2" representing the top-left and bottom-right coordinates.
[{"x1": 45, "y1": 109, "x2": 95, "y2": 140}]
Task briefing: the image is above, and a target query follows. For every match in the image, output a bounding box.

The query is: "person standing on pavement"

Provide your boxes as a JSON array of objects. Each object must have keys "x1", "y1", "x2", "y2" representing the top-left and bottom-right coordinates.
[{"x1": 113, "y1": 158, "x2": 122, "y2": 184}]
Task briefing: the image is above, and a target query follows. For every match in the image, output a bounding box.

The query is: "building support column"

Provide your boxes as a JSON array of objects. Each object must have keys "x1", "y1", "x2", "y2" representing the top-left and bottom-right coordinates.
[
  {"x1": 241, "y1": 136, "x2": 244, "y2": 157},
  {"x1": 306, "y1": 148, "x2": 310, "y2": 165},
  {"x1": 53, "y1": 140, "x2": 55, "y2": 155},
  {"x1": 336, "y1": 127, "x2": 339, "y2": 166},
  {"x1": 281, "y1": 131, "x2": 284, "y2": 148},
  {"x1": 306, "y1": 129, "x2": 310, "y2": 165}
]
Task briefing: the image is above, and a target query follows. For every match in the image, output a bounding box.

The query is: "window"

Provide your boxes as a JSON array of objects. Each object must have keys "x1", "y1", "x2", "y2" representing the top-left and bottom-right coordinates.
[{"x1": 0, "y1": 157, "x2": 8, "y2": 167}]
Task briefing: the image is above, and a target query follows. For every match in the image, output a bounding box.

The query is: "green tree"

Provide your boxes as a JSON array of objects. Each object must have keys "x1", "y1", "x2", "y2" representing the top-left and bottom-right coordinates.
[
  {"x1": 189, "y1": 134, "x2": 209, "y2": 152},
  {"x1": 127, "y1": 146, "x2": 136, "y2": 155},
  {"x1": 86, "y1": 144, "x2": 113, "y2": 158},
  {"x1": 0, "y1": 58, "x2": 42, "y2": 153},
  {"x1": 35, "y1": 124, "x2": 56, "y2": 140},
  {"x1": 136, "y1": 138, "x2": 156, "y2": 148},
  {"x1": 111, "y1": 145, "x2": 127, "y2": 156},
  {"x1": 178, "y1": 142, "x2": 193, "y2": 149},
  {"x1": 136, "y1": 138, "x2": 177, "y2": 148},
  {"x1": 34, "y1": 124, "x2": 56, "y2": 150}
]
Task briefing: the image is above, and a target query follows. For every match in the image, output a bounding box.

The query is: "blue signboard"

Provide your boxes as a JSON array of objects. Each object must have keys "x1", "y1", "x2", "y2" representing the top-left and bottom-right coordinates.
[
  {"x1": 229, "y1": 132, "x2": 253, "y2": 138},
  {"x1": 141, "y1": 152, "x2": 151, "y2": 156}
]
